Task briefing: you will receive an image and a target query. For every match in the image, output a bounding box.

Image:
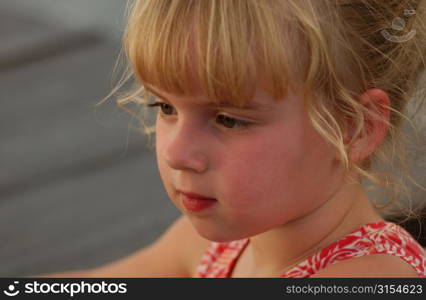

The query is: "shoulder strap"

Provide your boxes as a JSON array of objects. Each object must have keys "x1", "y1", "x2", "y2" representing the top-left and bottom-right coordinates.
[
  {"x1": 281, "y1": 221, "x2": 426, "y2": 277},
  {"x1": 196, "y1": 239, "x2": 249, "y2": 277}
]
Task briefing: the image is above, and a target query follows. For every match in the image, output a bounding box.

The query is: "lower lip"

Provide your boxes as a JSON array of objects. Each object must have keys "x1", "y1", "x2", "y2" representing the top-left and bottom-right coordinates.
[{"x1": 181, "y1": 194, "x2": 217, "y2": 212}]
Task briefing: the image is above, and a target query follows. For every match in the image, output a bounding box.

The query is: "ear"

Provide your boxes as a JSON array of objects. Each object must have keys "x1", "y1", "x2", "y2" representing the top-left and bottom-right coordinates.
[{"x1": 345, "y1": 88, "x2": 391, "y2": 163}]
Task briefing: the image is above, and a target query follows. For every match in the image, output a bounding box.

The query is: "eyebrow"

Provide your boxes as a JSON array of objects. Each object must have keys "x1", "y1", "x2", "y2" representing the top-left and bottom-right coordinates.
[{"x1": 144, "y1": 86, "x2": 272, "y2": 111}]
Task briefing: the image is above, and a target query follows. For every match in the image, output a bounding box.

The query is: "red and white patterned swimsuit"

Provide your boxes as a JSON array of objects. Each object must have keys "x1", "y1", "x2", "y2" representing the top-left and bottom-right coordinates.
[{"x1": 196, "y1": 221, "x2": 426, "y2": 277}]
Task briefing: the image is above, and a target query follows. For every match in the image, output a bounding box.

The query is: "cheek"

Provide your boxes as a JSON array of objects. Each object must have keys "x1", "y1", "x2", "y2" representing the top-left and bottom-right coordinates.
[
  {"x1": 155, "y1": 116, "x2": 172, "y2": 172},
  {"x1": 221, "y1": 133, "x2": 300, "y2": 210},
  {"x1": 155, "y1": 122, "x2": 174, "y2": 196},
  {"x1": 222, "y1": 125, "x2": 336, "y2": 216},
  {"x1": 155, "y1": 123, "x2": 165, "y2": 175}
]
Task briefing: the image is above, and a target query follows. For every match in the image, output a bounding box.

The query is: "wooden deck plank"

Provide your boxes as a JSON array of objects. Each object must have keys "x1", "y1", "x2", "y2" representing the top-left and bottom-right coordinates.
[
  {"x1": 0, "y1": 152, "x2": 179, "y2": 276},
  {"x1": 0, "y1": 31, "x2": 153, "y2": 197}
]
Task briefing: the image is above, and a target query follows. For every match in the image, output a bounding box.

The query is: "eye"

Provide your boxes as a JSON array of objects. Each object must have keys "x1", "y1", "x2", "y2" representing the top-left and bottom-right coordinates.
[
  {"x1": 147, "y1": 101, "x2": 252, "y2": 130},
  {"x1": 215, "y1": 114, "x2": 251, "y2": 130},
  {"x1": 147, "y1": 102, "x2": 176, "y2": 115}
]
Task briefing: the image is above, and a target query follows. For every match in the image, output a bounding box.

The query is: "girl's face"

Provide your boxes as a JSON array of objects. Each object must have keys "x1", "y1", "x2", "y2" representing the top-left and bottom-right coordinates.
[{"x1": 154, "y1": 79, "x2": 344, "y2": 242}]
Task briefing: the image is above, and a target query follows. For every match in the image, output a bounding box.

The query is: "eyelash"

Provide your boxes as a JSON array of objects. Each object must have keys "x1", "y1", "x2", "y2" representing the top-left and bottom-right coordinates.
[{"x1": 147, "y1": 101, "x2": 252, "y2": 131}]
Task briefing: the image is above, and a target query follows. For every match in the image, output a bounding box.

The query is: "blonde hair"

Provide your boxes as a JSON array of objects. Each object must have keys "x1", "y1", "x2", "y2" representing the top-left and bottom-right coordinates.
[{"x1": 100, "y1": 0, "x2": 426, "y2": 226}]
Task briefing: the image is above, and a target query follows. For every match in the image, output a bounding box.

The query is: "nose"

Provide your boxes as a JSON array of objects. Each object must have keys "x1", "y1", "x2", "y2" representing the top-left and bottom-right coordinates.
[{"x1": 163, "y1": 122, "x2": 209, "y2": 173}]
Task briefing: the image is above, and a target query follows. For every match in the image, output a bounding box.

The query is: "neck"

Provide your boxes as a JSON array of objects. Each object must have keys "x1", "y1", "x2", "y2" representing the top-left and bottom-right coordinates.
[{"x1": 240, "y1": 177, "x2": 383, "y2": 276}]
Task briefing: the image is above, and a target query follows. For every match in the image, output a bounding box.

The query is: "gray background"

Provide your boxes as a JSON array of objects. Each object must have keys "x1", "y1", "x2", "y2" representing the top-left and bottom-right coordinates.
[
  {"x1": 0, "y1": 0, "x2": 425, "y2": 277},
  {"x1": 0, "y1": 0, "x2": 180, "y2": 276}
]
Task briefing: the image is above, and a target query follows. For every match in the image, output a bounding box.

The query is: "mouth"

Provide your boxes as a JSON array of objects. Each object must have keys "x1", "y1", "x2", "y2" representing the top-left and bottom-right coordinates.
[{"x1": 177, "y1": 190, "x2": 217, "y2": 212}]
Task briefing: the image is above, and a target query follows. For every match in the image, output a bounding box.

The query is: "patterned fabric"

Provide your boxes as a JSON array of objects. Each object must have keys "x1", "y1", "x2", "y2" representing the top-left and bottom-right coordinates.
[{"x1": 196, "y1": 221, "x2": 426, "y2": 277}]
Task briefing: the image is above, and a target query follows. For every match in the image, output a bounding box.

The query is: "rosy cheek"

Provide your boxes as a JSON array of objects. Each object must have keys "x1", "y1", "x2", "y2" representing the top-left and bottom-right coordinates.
[
  {"x1": 155, "y1": 122, "x2": 168, "y2": 163},
  {"x1": 226, "y1": 141, "x2": 298, "y2": 200},
  {"x1": 155, "y1": 129, "x2": 170, "y2": 182},
  {"x1": 221, "y1": 162, "x2": 268, "y2": 209}
]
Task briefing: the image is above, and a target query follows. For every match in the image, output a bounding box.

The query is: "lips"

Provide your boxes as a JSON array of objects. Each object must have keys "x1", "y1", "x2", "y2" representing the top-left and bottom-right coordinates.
[
  {"x1": 178, "y1": 190, "x2": 215, "y2": 200},
  {"x1": 177, "y1": 190, "x2": 217, "y2": 212}
]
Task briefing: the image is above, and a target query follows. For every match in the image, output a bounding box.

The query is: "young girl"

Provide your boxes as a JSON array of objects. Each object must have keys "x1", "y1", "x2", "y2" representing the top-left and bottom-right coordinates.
[{"x1": 46, "y1": 0, "x2": 426, "y2": 277}]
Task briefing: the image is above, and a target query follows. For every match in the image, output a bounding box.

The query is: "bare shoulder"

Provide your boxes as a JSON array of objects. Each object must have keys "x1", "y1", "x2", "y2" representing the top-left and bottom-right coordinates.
[
  {"x1": 88, "y1": 214, "x2": 211, "y2": 277},
  {"x1": 311, "y1": 254, "x2": 421, "y2": 278}
]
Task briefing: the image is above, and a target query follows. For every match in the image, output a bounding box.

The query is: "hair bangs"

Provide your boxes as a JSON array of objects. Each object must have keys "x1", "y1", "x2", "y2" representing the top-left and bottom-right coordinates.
[{"x1": 123, "y1": 0, "x2": 305, "y2": 107}]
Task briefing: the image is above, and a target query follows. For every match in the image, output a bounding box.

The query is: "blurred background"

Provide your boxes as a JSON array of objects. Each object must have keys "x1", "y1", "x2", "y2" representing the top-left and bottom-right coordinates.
[
  {"x1": 0, "y1": 0, "x2": 425, "y2": 277},
  {"x1": 0, "y1": 0, "x2": 179, "y2": 276}
]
